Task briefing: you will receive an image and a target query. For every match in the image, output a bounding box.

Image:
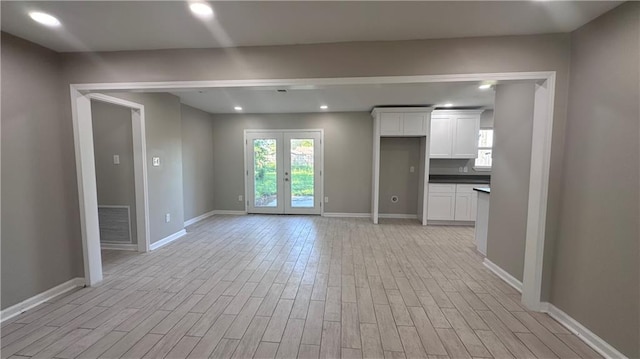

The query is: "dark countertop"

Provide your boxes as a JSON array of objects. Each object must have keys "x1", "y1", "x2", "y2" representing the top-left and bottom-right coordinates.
[
  {"x1": 473, "y1": 187, "x2": 491, "y2": 194},
  {"x1": 428, "y1": 175, "x2": 491, "y2": 184}
]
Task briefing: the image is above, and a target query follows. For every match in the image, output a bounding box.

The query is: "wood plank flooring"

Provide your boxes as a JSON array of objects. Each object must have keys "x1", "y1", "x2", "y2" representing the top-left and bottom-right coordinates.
[{"x1": 1, "y1": 215, "x2": 601, "y2": 359}]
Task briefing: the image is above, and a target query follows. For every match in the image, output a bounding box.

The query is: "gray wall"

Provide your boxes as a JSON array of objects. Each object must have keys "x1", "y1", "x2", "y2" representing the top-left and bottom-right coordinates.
[
  {"x1": 106, "y1": 92, "x2": 184, "y2": 244},
  {"x1": 486, "y1": 83, "x2": 535, "y2": 282},
  {"x1": 379, "y1": 138, "x2": 420, "y2": 215},
  {"x1": 91, "y1": 100, "x2": 137, "y2": 244},
  {"x1": 1, "y1": 34, "x2": 83, "y2": 309},
  {"x1": 550, "y1": 3, "x2": 639, "y2": 357},
  {"x1": 181, "y1": 104, "x2": 215, "y2": 221},
  {"x1": 211, "y1": 112, "x2": 372, "y2": 213},
  {"x1": 429, "y1": 110, "x2": 494, "y2": 176}
]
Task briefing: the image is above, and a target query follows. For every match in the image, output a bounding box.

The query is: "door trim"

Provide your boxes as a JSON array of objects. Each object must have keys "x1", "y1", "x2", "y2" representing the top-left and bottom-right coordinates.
[{"x1": 244, "y1": 129, "x2": 324, "y2": 216}]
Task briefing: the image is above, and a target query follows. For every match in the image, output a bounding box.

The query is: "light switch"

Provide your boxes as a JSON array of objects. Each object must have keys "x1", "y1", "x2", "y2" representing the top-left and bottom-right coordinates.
[
  {"x1": 409, "y1": 166, "x2": 415, "y2": 173},
  {"x1": 238, "y1": 195, "x2": 243, "y2": 202},
  {"x1": 113, "y1": 155, "x2": 120, "y2": 165},
  {"x1": 165, "y1": 213, "x2": 170, "y2": 223},
  {"x1": 324, "y1": 196, "x2": 329, "y2": 203},
  {"x1": 152, "y1": 157, "x2": 160, "y2": 167}
]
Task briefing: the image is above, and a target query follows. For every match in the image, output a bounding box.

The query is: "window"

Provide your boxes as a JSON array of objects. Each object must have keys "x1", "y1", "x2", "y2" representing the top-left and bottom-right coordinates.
[{"x1": 475, "y1": 129, "x2": 493, "y2": 169}]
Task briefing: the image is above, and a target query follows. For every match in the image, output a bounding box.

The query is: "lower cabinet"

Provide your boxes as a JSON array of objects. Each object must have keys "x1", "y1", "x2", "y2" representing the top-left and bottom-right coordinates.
[
  {"x1": 454, "y1": 185, "x2": 477, "y2": 221},
  {"x1": 428, "y1": 183, "x2": 479, "y2": 221}
]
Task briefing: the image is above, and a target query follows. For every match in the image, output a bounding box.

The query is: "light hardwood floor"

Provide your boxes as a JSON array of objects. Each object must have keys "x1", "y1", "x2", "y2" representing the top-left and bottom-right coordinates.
[{"x1": 1, "y1": 215, "x2": 602, "y2": 359}]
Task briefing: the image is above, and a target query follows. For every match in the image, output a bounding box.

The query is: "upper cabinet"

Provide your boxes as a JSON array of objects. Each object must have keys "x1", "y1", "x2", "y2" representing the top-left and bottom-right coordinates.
[
  {"x1": 374, "y1": 108, "x2": 432, "y2": 137},
  {"x1": 429, "y1": 110, "x2": 482, "y2": 159}
]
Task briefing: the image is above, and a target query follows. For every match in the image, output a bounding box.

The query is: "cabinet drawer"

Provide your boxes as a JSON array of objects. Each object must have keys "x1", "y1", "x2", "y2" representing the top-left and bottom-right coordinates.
[
  {"x1": 455, "y1": 184, "x2": 478, "y2": 193},
  {"x1": 428, "y1": 184, "x2": 456, "y2": 193}
]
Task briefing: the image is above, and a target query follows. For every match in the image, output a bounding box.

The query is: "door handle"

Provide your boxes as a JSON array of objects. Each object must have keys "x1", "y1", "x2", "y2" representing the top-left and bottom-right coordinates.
[
  {"x1": 285, "y1": 172, "x2": 289, "y2": 175},
  {"x1": 285, "y1": 178, "x2": 289, "y2": 182}
]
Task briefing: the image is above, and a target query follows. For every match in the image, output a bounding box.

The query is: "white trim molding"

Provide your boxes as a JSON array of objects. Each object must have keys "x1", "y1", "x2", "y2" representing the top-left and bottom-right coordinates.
[
  {"x1": 483, "y1": 258, "x2": 523, "y2": 293},
  {"x1": 541, "y1": 303, "x2": 628, "y2": 359},
  {"x1": 184, "y1": 210, "x2": 216, "y2": 227},
  {"x1": 322, "y1": 212, "x2": 371, "y2": 218},
  {"x1": 149, "y1": 230, "x2": 187, "y2": 251},
  {"x1": 378, "y1": 214, "x2": 419, "y2": 219},
  {"x1": 1, "y1": 278, "x2": 85, "y2": 324},
  {"x1": 213, "y1": 210, "x2": 248, "y2": 215},
  {"x1": 100, "y1": 243, "x2": 138, "y2": 251}
]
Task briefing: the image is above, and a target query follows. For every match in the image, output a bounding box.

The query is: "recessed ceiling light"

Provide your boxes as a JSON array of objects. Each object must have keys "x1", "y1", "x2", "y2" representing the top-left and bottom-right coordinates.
[
  {"x1": 234, "y1": 106, "x2": 243, "y2": 111},
  {"x1": 479, "y1": 84, "x2": 492, "y2": 90},
  {"x1": 443, "y1": 103, "x2": 453, "y2": 108},
  {"x1": 29, "y1": 11, "x2": 61, "y2": 27},
  {"x1": 320, "y1": 105, "x2": 328, "y2": 110},
  {"x1": 189, "y1": 2, "x2": 213, "y2": 17}
]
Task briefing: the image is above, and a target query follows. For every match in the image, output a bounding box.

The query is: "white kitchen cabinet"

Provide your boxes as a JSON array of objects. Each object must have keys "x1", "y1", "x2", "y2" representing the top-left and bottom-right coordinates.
[
  {"x1": 428, "y1": 183, "x2": 480, "y2": 222},
  {"x1": 379, "y1": 111, "x2": 429, "y2": 136},
  {"x1": 380, "y1": 113, "x2": 403, "y2": 136},
  {"x1": 429, "y1": 116, "x2": 453, "y2": 158},
  {"x1": 454, "y1": 185, "x2": 477, "y2": 221},
  {"x1": 429, "y1": 110, "x2": 482, "y2": 158},
  {"x1": 427, "y1": 184, "x2": 456, "y2": 220},
  {"x1": 452, "y1": 115, "x2": 481, "y2": 158}
]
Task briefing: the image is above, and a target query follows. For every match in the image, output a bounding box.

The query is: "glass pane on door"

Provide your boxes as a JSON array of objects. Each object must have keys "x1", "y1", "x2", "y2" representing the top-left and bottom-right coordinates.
[
  {"x1": 253, "y1": 139, "x2": 278, "y2": 207},
  {"x1": 289, "y1": 138, "x2": 314, "y2": 208}
]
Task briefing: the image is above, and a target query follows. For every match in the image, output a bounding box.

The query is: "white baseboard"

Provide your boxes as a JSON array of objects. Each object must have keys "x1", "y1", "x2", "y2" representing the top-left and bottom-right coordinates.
[
  {"x1": 184, "y1": 210, "x2": 215, "y2": 227},
  {"x1": 213, "y1": 210, "x2": 247, "y2": 215},
  {"x1": 150, "y1": 229, "x2": 187, "y2": 251},
  {"x1": 540, "y1": 303, "x2": 628, "y2": 359},
  {"x1": 322, "y1": 212, "x2": 371, "y2": 218},
  {"x1": 379, "y1": 213, "x2": 418, "y2": 219},
  {"x1": 100, "y1": 243, "x2": 137, "y2": 251},
  {"x1": 427, "y1": 220, "x2": 475, "y2": 226},
  {"x1": 1, "y1": 277, "x2": 85, "y2": 324},
  {"x1": 483, "y1": 258, "x2": 523, "y2": 293}
]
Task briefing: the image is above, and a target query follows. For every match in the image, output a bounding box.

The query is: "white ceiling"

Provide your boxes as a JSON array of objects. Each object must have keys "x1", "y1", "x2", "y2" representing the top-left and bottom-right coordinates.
[
  {"x1": 1, "y1": 1, "x2": 621, "y2": 52},
  {"x1": 170, "y1": 82, "x2": 496, "y2": 114}
]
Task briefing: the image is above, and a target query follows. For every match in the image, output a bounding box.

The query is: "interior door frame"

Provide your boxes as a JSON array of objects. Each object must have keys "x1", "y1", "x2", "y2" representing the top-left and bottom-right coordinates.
[
  {"x1": 71, "y1": 71, "x2": 555, "y2": 311},
  {"x1": 243, "y1": 129, "x2": 325, "y2": 216},
  {"x1": 72, "y1": 92, "x2": 151, "y2": 286}
]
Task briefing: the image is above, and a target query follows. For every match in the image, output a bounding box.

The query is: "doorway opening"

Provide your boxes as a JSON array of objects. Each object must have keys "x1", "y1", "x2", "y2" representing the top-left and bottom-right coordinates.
[
  {"x1": 245, "y1": 130, "x2": 324, "y2": 215},
  {"x1": 76, "y1": 93, "x2": 151, "y2": 284},
  {"x1": 72, "y1": 72, "x2": 555, "y2": 311}
]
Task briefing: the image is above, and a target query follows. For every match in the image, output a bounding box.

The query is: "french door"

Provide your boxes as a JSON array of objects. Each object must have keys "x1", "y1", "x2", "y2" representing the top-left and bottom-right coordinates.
[{"x1": 246, "y1": 130, "x2": 322, "y2": 215}]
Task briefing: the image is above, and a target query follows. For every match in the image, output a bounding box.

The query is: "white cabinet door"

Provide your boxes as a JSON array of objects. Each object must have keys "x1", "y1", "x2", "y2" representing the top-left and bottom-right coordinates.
[
  {"x1": 427, "y1": 184, "x2": 456, "y2": 221},
  {"x1": 454, "y1": 192, "x2": 474, "y2": 220},
  {"x1": 403, "y1": 113, "x2": 426, "y2": 136},
  {"x1": 429, "y1": 116, "x2": 453, "y2": 158},
  {"x1": 380, "y1": 113, "x2": 403, "y2": 136},
  {"x1": 454, "y1": 184, "x2": 478, "y2": 221},
  {"x1": 427, "y1": 192, "x2": 455, "y2": 220},
  {"x1": 452, "y1": 115, "x2": 480, "y2": 158}
]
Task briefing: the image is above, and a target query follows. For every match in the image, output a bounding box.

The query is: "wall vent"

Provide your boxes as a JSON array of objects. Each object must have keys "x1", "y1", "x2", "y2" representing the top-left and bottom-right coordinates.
[{"x1": 98, "y1": 206, "x2": 132, "y2": 243}]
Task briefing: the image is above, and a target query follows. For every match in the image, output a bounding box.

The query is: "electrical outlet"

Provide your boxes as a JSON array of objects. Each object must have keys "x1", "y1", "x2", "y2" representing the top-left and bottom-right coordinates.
[
  {"x1": 463, "y1": 166, "x2": 468, "y2": 173},
  {"x1": 165, "y1": 213, "x2": 170, "y2": 223},
  {"x1": 238, "y1": 195, "x2": 243, "y2": 202},
  {"x1": 409, "y1": 166, "x2": 415, "y2": 173},
  {"x1": 324, "y1": 197, "x2": 329, "y2": 203},
  {"x1": 152, "y1": 157, "x2": 161, "y2": 167},
  {"x1": 113, "y1": 155, "x2": 120, "y2": 165},
  {"x1": 458, "y1": 166, "x2": 463, "y2": 173}
]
